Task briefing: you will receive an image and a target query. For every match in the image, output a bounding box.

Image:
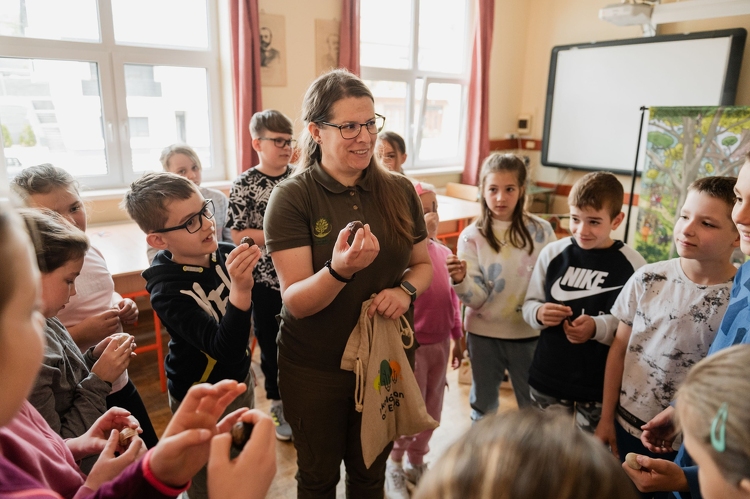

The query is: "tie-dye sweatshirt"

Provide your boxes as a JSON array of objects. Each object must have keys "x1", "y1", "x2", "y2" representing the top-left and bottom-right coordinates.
[{"x1": 452, "y1": 216, "x2": 555, "y2": 339}]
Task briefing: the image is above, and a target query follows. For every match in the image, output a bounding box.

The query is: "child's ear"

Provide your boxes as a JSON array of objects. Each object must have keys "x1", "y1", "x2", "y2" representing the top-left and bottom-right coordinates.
[
  {"x1": 146, "y1": 233, "x2": 169, "y2": 251},
  {"x1": 610, "y1": 211, "x2": 625, "y2": 230},
  {"x1": 251, "y1": 137, "x2": 262, "y2": 152},
  {"x1": 738, "y1": 478, "x2": 750, "y2": 496}
]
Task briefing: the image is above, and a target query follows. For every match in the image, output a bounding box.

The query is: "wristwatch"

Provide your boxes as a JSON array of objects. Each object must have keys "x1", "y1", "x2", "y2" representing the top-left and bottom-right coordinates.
[{"x1": 400, "y1": 281, "x2": 417, "y2": 303}]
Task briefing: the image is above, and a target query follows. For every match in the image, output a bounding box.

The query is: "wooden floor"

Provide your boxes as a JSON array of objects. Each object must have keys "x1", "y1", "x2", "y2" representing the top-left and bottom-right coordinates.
[{"x1": 125, "y1": 315, "x2": 519, "y2": 498}]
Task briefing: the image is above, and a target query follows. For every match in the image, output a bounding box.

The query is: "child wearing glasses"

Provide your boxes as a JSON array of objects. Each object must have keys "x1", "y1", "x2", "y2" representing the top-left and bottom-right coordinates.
[
  {"x1": 226, "y1": 109, "x2": 295, "y2": 441},
  {"x1": 124, "y1": 172, "x2": 262, "y2": 499},
  {"x1": 148, "y1": 143, "x2": 232, "y2": 263}
]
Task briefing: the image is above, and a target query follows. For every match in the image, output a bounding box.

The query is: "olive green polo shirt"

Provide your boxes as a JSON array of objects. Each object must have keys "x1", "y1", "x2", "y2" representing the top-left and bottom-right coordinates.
[{"x1": 264, "y1": 162, "x2": 427, "y2": 370}]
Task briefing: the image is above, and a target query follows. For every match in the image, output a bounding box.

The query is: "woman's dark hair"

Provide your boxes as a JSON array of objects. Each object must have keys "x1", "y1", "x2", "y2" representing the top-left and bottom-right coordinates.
[{"x1": 296, "y1": 69, "x2": 414, "y2": 245}]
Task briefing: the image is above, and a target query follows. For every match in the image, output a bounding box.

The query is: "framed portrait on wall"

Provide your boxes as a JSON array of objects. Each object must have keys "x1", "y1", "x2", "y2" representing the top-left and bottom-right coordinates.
[
  {"x1": 259, "y1": 13, "x2": 287, "y2": 87},
  {"x1": 315, "y1": 19, "x2": 340, "y2": 75}
]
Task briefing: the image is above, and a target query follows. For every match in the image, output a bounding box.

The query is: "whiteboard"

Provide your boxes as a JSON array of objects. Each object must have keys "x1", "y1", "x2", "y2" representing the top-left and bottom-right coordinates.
[{"x1": 542, "y1": 30, "x2": 746, "y2": 174}]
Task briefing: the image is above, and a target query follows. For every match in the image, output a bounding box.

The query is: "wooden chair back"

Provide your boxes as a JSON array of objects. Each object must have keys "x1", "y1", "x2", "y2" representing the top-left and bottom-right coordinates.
[{"x1": 445, "y1": 182, "x2": 479, "y2": 202}]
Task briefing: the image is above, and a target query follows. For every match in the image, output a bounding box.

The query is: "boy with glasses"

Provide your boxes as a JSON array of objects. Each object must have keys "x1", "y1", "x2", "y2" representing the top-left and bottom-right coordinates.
[
  {"x1": 226, "y1": 109, "x2": 295, "y2": 441},
  {"x1": 123, "y1": 172, "x2": 262, "y2": 499}
]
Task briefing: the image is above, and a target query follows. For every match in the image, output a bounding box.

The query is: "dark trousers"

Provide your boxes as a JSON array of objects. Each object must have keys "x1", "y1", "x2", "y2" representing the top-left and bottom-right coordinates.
[
  {"x1": 615, "y1": 420, "x2": 677, "y2": 499},
  {"x1": 252, "y1": 281, "x2": 283, "y2": 400},
  {"x1": 106, "y1": 378, "x2": 158, "y2": 448},
  {"x1": 279, "y1": 356, "x2": 392, "y2": 499}
]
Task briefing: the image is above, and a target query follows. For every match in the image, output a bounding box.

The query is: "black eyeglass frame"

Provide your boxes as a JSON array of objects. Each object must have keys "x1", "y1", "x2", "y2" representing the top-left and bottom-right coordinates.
[
  {"x1": 257, "y1": 137, "x2": 297, "y2": 148},
  {"x1": 317, "y1": 113, "x2": 386, "y2": 139},
  {"x1": 152, "y1": 199, "x2": 215, "y2": 234}
]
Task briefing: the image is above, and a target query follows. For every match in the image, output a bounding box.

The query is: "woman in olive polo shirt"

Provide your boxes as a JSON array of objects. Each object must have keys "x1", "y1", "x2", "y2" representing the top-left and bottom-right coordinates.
[{"x1": 264, "y1": 69, "x2": 433, "y2": 499}]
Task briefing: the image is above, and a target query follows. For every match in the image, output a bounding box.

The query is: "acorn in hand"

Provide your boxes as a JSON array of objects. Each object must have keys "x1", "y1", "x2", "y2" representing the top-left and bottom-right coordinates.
[
  {"x1": 231, "y1": 421, "x2": 255, "y2": 451},
  {"x1": 346, "y1": 221, "x2": 364, "y2": 245}
]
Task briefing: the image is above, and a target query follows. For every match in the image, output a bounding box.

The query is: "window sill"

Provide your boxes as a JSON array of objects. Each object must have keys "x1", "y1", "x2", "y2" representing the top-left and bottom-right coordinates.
[
  {"x1": 404, "y1": 165, "x2": 464, "y2": 177},
  {"x1": 81, "y1": 179, "x2": 233, "y2": 202}
]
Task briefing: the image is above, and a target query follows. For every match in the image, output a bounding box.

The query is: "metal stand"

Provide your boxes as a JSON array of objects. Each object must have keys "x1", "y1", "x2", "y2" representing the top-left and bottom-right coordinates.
[{"x1": 623, "y1": 106, "x2": 648, "y2": 243}]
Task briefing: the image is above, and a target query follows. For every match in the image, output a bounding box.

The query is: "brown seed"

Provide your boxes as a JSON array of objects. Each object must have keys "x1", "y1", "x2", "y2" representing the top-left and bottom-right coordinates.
[
  {"x1": 119, "y1": 427, "x2": 138, "y2": 447},
  {"x1": 231, "y1": 421, "x2": 254, "y2": 450},
  {"x1": 346, "y1": 221, "x2": 364, "y2": 245},
  {"x1": 240, "y1": 236, "x2": 255, "y2": 247},
  {"x1": 625, "y1": 452, "x2": 642, "y2": 470}
]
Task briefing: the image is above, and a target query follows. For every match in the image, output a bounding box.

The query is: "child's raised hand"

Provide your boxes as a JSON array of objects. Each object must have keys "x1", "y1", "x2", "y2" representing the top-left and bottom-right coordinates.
[
  {"x1": 640, "y1": 405, "x2": 677, "y2": 453},
  {"x1": 91, "y1": 336, "x2": 133, "y2": 383},
  {"x1": 562, "y1": 314, "x2": 595, "y2": 343},
  {"x1": 66, "y1": 407, "x2": 141, "y2": 460},
  {"x1": 620, "y1": 455, "x2": 689, "y2": 493},
  {"x1": 446, "y1": 255, "x2": 467, "y2": 284},
  {"x1": 82, "y1": 309, "x2": 122, "y2": 343},
  {"x1": 116, "y1": 298, "x2": 139, "y2": 325},
  {"x1": 149, "y1": 380, "x2": 248, "y2": 487},
  {"x1": 424, "y1": 212, "x2": 439, "y2": 238},
  {"x1": 226, "y1": 243, "x2": 262, "y2": 311},
  {"x1": 536, "y1": 303, "x2": 572, "y2": 326},
  {"x1": 83, "y1": 430, "x2": 143, "y2": 492},
  {"x1": 226, "y1": 242, "x2": 262, "y2": 289},
  {"x1": 207, "y1": 410, "x2": 277, "y2": 499}
]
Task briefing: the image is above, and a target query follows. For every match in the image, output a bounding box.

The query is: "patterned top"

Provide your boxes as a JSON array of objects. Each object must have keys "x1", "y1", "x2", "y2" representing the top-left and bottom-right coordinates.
[
  {"x1": 611, "y1": 258, "x2": 733, "y2": 438},
  {"x1": 226, "y1": 166, "x2": 292, "y2": 290},
  {"x1": 454, "y1": 216, "x2": 556, "y2": 339}
]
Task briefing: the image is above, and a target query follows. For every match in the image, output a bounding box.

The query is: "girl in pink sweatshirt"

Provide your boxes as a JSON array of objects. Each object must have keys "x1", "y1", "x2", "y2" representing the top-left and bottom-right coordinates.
[{"x1": 386, "y1": 183, "x2": 463, "y2": 499}]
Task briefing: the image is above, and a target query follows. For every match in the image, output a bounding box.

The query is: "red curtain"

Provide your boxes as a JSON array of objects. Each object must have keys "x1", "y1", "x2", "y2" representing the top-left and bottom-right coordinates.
[
  {"x1": 338, "y1": 0, "x2": 360, "y2": 75},
  {"x1": 229, "y1": 0, "x2": 263, "y2": 173},
  {"x1": 461, "y1": 0, "x2": 495, "y2": 186}
]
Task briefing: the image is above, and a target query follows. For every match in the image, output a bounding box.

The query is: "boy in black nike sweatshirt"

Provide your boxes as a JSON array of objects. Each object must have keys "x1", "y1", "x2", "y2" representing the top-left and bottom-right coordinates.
[
  {"x1": 522, "y1": 172, "x2": 646, "y2": 433},
  {"x1": 123, "y1": 172, "x2": 262, "y2": 499}
]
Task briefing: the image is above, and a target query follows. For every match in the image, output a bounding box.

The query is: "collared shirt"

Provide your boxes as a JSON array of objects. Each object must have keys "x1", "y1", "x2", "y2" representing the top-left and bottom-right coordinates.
[{"x1": 264, "y1": 162, "x2": 427, "y2": 370}]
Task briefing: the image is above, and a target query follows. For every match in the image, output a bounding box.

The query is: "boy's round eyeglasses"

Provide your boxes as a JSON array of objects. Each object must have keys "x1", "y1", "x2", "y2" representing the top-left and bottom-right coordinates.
[
  {"x1": 258, "y1": 137, "x2": 297, "y2": 148},
  {"x1": 152, "y1": 199, "x2": 215, "y2": 234},
  {"x1": 317, "y1": 114, "x2": 386, "y2": 140}
]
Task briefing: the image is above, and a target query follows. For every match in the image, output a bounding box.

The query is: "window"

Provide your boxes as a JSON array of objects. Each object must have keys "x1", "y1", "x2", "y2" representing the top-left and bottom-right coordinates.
[
  {"x1": 0, "y1": 0, "x2": 224, "y2": 189},
  {"x1": 360, "y1": 0, "x2": 471, "y2": 171}
]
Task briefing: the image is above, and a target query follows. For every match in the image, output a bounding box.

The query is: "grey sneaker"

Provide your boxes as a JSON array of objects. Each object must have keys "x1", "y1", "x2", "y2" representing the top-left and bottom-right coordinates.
[
  {"x1": 270, "y1": 403, "x2": 292, "y2": 441},
  {"x1": 404, "y1": 462, "x2": 428, "y2": 485},
  {"x1": 385, "y1": 460, "x2": 409, "y2": 499}
]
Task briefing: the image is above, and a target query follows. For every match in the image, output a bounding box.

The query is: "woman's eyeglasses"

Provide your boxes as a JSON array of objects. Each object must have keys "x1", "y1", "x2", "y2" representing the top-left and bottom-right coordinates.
[
  {"x1": 152, "y1": 199, "x2": 215, "y2": 234},
  {"x1": 317, "y1": 114, "x2": 386, "y2": 139}
]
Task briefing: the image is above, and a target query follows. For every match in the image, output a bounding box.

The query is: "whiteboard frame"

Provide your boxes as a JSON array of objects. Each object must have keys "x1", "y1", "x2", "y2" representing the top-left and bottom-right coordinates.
[{"x1": 541, "y1": 29, "x2": 746, "y2": 175}]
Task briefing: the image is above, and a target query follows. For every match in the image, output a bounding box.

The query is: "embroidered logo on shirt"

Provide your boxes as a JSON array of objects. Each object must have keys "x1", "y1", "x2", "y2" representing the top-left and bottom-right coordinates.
[
  {"x1": 314, "y1": 218, "x2": 332, "y2": 238},
  {"x1": 551, "y1": 267, "x2": 623, "y2": 301}
]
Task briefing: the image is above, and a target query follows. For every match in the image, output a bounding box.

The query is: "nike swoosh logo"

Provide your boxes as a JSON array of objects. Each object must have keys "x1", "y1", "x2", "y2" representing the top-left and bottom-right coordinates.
[{"x1": 551, "y1": 278, "x2": 623, "y2": 302}]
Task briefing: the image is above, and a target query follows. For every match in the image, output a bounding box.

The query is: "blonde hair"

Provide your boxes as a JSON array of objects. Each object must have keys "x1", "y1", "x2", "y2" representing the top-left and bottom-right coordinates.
[
  {"x1": 568, "y1": 171, "x2": 623, "y2": 220},
  {"x1": 295, "y1": 69, "x2": 414, "y2": 245},
  {"x1": 160, "y1": 143, "x2": 202, "y2": 172},
  {"x1": 414, "y1": 409, "x2": 638, "y2": 499},
  {"x1": 17, "y1": 208, "x2": 89, "y2": 274},
  {"x1": 477, "y1": 153, "x2": 540, "y2": 255},
  {"x1": 676, "y1": 344, "x2": 750, "y2": 487},
  {"x1": 0, "y1": 201, "x2": 24, "y2": 314}
]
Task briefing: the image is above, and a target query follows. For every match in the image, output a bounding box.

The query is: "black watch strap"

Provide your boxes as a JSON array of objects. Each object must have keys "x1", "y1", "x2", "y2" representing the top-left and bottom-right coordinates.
[{"x1": 325, "y1": 259, "x2": 355, "y2": 283}]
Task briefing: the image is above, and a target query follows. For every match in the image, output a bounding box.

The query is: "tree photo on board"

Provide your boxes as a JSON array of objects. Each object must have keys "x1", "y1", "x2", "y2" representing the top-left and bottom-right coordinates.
[{"x1": 636, "y1": 106, "x2": 750, "y2": 263}]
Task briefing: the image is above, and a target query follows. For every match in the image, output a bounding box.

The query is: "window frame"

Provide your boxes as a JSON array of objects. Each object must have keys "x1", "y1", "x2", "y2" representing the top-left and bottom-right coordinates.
[
  {"x1": 360, "y1": 0, "x2": 472, "y2": 172},
  {"x1": 0, "y1": 0, "x2": 226, "y2": 190}
]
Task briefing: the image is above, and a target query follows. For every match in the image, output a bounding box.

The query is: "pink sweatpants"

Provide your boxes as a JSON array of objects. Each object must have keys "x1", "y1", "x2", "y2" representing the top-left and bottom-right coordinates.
[{"x1": 390, "y1": 337, "x2": 450, "y2": 465}]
